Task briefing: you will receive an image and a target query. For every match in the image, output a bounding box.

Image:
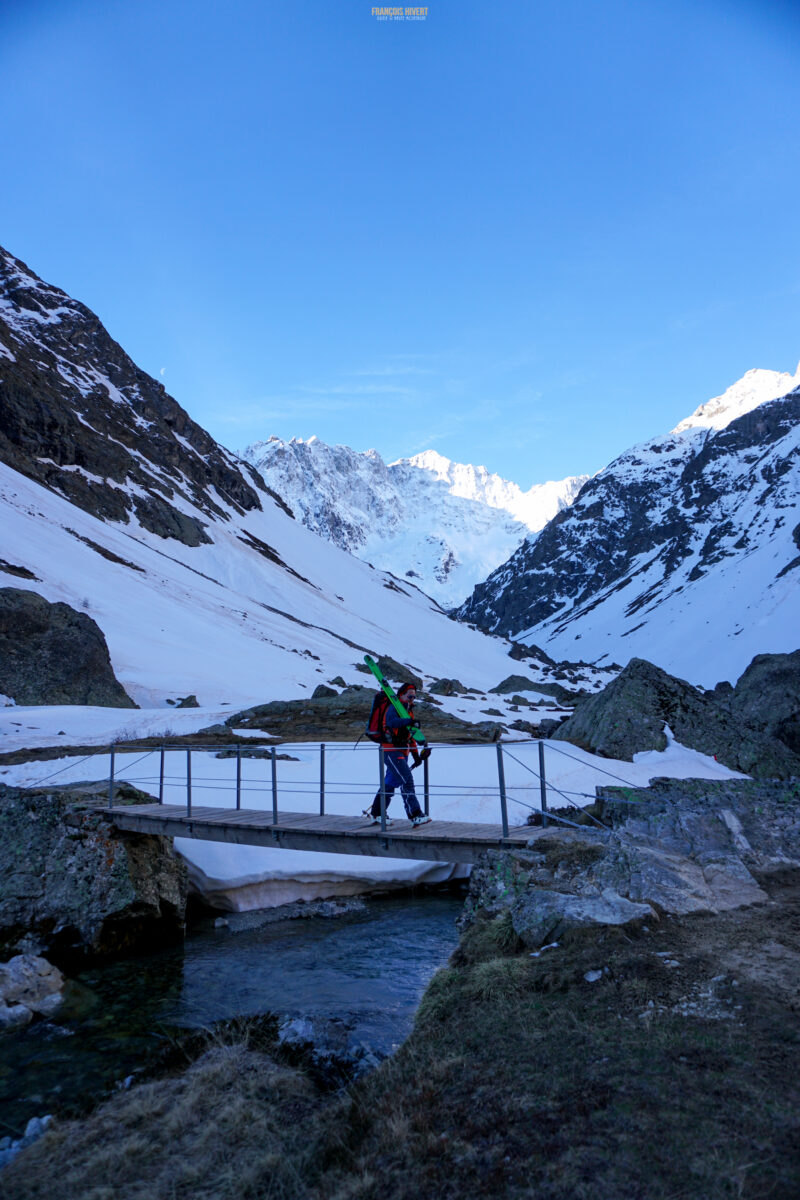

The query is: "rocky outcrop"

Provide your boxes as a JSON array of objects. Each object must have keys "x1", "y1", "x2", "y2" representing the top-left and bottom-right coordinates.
[
  {"x1": 489, "y1": 674, "x2": 581, "y2": 704},
  {"x1": 725, "y1": 649, "x2": 800, "y2": 755},
  {"x1": 0, "y1": 784, "x2": 187, "y2": 963},
  {"x1": 597, "y1": 776, "x2": 800, "y2": 876},
  {"x1": 354, "y1": 654, "x2": 424, "y2": 689},
  {"x1": 0, "y1": 588, "x2": 136, "y2": 707},
  {"x1": 220, "y1": 686, "x2": 504, "y2": 743},
  {"x1": 551, "y1": 656, "x2": 800, "y2": 779},
  {"x1": 462, "y1": 834, "x2": 657, "y2": 950},
  {"x1": 0, "y1": 955, "x2": 66, "y2": 1032},
  {"x1": 462, "y1": 778, "x2": 799, "y2": 948},
  {"x1": 509, "y1": 885, "x2": 653, "y2": 948},
  {"x1": 428, "y1": 678, "x2": 469, "y2": 696}
]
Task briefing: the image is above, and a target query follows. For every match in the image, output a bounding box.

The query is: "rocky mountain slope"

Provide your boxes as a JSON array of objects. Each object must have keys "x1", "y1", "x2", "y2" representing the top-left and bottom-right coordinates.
[
  {"x1": 242, "y1": 437, "x2": 587, "y2": 608},
  {"x1": 0, "y1": 249, "x2": 285, "y2": 546},
  {"x1": 456, "y1": 366, "x2": 800, "y2": 686},
  {"x1": 0, "y1": 246, "x2": 603, "y2": 707}
]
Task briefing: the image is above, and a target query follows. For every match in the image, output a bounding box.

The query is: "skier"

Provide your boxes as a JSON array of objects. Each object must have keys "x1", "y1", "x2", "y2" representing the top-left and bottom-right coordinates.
[{"x1": 364, "y1": 682, "x2": 432, "y2": 827}]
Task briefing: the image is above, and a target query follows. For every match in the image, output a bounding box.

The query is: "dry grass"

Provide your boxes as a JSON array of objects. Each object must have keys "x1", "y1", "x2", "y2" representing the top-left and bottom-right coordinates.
[
  {"x1": 316, "y1": 881, "x2": 800, "y2": 1200},
  {"x1": 2, "y1": 1043, "x2": 322, "y2": 1200}
]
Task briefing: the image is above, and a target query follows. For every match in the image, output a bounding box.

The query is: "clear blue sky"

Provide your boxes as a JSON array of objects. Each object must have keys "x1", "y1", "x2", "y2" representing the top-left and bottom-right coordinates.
[{"x1": 2, "y1": 0, "x2": 799, "y2": 485}]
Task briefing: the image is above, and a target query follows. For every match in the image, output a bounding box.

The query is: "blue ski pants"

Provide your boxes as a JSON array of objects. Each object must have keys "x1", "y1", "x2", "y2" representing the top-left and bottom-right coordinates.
[{"x1": 370, "y1": 750, "x2": 422, "y2": 819}]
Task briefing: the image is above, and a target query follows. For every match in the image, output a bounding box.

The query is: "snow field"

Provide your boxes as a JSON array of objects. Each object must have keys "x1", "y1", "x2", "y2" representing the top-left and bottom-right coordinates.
[
  {"x1": 527, "y1": 532, "x2": 800, "y2": 688},
  {"x1": 0, "y1": 704, "x2": 244, "y2": 753},
  {"x1": 0, "y1": 458, "x2": 536, "y2": 709}
]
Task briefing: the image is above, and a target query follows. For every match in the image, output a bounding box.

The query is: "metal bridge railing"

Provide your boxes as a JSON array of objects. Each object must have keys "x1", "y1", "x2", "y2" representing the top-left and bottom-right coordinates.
[{"x1": 104, "y1": 737, "x2": 576, "y2": 836}]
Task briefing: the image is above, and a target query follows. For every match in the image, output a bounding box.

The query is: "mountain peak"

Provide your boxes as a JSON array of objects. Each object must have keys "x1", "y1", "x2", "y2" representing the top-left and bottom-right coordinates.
[
  {"x1": 405, "y1": 449, "x2": 452, "y2": 470},
  {"x1": 673, "y1": 363, "x2": 800, "y2": 434},
  {"x1": 401, "y1": 449, "x2": 493, "y2": 483},
  {"x1": 394, "y1": 449, "x2": 588, "y2": 521}
]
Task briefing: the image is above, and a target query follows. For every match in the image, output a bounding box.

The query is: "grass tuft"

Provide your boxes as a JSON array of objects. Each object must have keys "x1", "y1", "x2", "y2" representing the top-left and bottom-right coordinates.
[
  {"x1": 463, "y1": 955, "x2": 531, "y2": 1003},
  {"x1": 454, "y1": 910, "x2": 524, "y2": 965}
]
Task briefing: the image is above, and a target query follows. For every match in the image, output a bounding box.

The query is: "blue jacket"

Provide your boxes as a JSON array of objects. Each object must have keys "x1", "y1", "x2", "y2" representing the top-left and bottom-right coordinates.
[{"x1": 384, "y1": 704, "x2": 417, "y2": 750}]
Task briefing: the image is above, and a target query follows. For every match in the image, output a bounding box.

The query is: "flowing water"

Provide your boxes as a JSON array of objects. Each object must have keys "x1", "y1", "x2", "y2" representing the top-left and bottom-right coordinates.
[{"x1": 0, "y1": 892, "x2": 462, "y2": 1137}]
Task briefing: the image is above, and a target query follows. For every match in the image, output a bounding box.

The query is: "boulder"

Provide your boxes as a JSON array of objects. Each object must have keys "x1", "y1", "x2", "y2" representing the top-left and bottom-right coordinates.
[
  {"x1": 428, "y1": 678, "x2": 469, "y2": 696},
  {"x1": 508, "y1": 641, "x2": 558, "y2": 667},
  {"x1": 354, "y1": 655, "x2": 423, "y2": 690},
  {"x1": 0, "y1": 785, "x2": 188, "y2": 963},
  {"x1": 508, "y1": 719, "x2": 536, "y2": 734},
  {"x1": 0, "y1": 954, "x2": 66, "y2": 1032},
  {"x1": 552, "y1": 657, "x2": 800, "y2": 778},
  {"x1": 0, "y1": 588, "x2": 136, "y2": 707},
  {"x1": 728, "y1": 650, "x2": 800, "y2": 756},
  {"x1": 490, "y1": 674, "x2": 544, "y2": 695},
  {"x1": 489, "y1": 675, "x2": 579, "y2": 705},
  {"x1": 597, "y1": 777, "x2": 800, "y2": 885},
  {"x1": 510, "y1": 888, "x2": 652, "y2": 948},
  {"x1": 462, "y1": 778, "x2": 800, "y2": 940},
  {"x1": 0, "y1": 1001, "x2": 32, "y2": 1033}
]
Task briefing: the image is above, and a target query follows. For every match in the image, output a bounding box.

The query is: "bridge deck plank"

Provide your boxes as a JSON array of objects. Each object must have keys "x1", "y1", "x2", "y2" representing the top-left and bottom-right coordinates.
[
  {"x1": 103, "y1": 803, "x2": 537, "y2": 863},
  {"x1": 117, "y1": 804, "x2": 532, "y2": 835}
]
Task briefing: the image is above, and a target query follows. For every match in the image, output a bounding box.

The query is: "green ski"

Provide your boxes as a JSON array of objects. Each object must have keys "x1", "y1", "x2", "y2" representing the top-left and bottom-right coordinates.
[{"x1": 363, "y1": 655, "x2": 426, "y2": 745}]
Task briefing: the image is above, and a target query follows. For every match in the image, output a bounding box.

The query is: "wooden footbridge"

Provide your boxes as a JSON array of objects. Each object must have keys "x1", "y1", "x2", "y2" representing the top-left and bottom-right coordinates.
[
  {"x1": 105, "y1": 802, "x2": 539, "y2": 864},
  {"x1": 101, "y1": 740, "x2": 559, "y2": 864}
]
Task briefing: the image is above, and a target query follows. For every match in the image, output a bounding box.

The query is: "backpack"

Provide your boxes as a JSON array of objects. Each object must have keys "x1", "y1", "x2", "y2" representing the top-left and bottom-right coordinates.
[{"x1": 365, "y1": 691, "x2": 391, "y2": 743}]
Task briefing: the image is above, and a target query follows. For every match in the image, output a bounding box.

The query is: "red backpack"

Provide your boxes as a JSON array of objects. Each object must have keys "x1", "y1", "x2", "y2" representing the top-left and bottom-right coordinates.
[{"x1": 365, "y1": 691, "x2": 391, "y2": 743}]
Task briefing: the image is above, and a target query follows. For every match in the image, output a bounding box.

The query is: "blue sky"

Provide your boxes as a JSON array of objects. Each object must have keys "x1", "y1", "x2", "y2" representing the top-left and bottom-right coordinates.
[{"x1": 2, "y1": 0, "x2": 799, "y2": 486}]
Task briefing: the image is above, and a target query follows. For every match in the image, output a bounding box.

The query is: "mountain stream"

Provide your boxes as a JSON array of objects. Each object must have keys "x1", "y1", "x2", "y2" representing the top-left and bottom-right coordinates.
[{"x1": 0, "y1": 892, "x2": 462, "y2": 1138}]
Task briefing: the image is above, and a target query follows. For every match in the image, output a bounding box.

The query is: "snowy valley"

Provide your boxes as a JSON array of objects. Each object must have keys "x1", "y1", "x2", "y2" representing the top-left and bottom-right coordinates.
[
  {"x1": 242, "y1": 437, "x2": 588, "y2": 609},
  {"x1": 1, "y1": 244, "x2": 798, "y2": 916},
  {"x1": 0, "y1": 245, "x2": 612, "y2": 912}
]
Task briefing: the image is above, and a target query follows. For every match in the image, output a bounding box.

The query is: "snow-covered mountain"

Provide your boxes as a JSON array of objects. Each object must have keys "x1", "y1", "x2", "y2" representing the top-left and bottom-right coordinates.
[
  {"x1": 397, "y1": 449, "x2": 588, "y2": 528},
  {"x1": 0, "y1": 245, "x2": 594, "y2": 707},
  {"x1": 456, "y1": 365, "x2": 800, "y2": 687},
  {"x1": 242, "y1": 437, "x2": 587, "y2": 608},
  {"x1": 673, "y1": 366, "x2": 800, "y2": 432}
]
